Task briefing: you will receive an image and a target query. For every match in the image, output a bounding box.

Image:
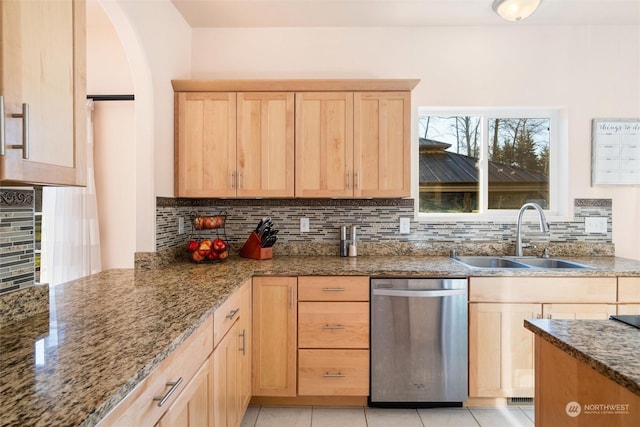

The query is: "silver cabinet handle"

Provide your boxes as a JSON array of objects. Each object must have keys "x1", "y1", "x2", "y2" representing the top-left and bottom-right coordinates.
[
  {"x1": 322, "y1": 287, "x2": 345, "y2": 292},
  {"x1": 323, "y1": 372, "x2": 345, "y2": 378},
  {"x1": 239, "y1": 329, "x2": 246, "y2": 355},
  {"x1": 322, "y1": 324, "x2": 345, "y2": 329},
  {"x1": 373, "y1": 289, "x2": 466, "y2": 298},
  {"x1": 355, "y1": 170, "x2": 360, "y2": 190},
  {"x1": 346, "y1": 170, "x2": 351, "y2": 190},
  {"x1": 153, "y1": 377, "x2": 183, "y2": 407},
  {"x1": 230, "y1": 171, "x2": 235, "y2": 189},
  {"x1": 10, "y1": 103, "x2": 29, "y2": 159},
  {"x1": 238, "y1": 171, "x2": 242, "y2": 189},
  {"x1": 0, "y1": 96, "x2": 5, "y2": 156},
  {"x1": 226, "y1": 308, "x2": 240, "y2": 320}
]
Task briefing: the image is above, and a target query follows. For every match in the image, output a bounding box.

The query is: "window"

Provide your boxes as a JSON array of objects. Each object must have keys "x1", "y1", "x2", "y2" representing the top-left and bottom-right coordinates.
[{"x1": 417, "y1": 108, "x2": 562, "y2": 217}]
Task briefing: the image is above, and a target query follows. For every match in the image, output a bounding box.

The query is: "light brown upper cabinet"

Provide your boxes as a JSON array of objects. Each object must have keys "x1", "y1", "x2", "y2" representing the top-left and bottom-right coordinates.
[
  {"x1": 295, "y1": 92, "x2": 354, "y2": 198},
  {"x1": 175, "y1": 92, "x2": 237, "y2": 197},
  {"x1": 175, "y1": 92, "x2": 294, "y2": 197},
  {"x1": 1, "y1": 0, "x2": 86, "y2": 186},
  {"x1": 172, "y1": 79, "x2": 419, "y2": 198},
  {"x1": 237, "y1": 92, "x2": 295, "y2": 197},
  {"x1": 354, "y1": 92, "x2": 411, "y2": 198}
]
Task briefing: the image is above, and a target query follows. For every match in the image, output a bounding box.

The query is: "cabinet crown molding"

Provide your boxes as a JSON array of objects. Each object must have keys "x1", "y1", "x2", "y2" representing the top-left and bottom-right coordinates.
[{"x1": 171, "y1": 79, "x2": 420, "y2": 92}]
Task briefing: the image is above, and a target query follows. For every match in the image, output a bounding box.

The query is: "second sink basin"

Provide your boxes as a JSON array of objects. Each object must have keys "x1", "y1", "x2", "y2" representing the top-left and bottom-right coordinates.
[
  {"x1": 452, "y1": 256, "x2": 595, "y2": 270},
  {"x1": 511, "y1": 257, "x2": 594, "y2": 269}
]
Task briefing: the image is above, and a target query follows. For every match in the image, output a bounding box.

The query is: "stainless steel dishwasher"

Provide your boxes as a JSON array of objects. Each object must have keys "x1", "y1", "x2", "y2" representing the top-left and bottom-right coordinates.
[{"x1": 369, "y1": 277, "x2": 468, "y2": 407}]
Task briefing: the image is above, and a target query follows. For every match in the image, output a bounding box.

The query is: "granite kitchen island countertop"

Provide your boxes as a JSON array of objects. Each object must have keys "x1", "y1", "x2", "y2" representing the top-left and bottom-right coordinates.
[
  {"x1": 3, "y1": 254, "x2": 640, "y2": 426},
  {"x1": 525, "y1": 318, "x2": 640, "y2": 396}
]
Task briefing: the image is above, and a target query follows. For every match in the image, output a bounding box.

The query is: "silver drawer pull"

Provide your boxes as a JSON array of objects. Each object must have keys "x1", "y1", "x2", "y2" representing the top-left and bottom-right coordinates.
[
  {"x1": 323, "y1": 372, "x2": 345, "y2": 378},
  {"x1": 153, "y1": 377, "x2": 183, "y2": 407},
  {"x1": 226, "y1": 308, "x2": 240, "y2": 320},
  {"x1": 322, "y1": 287, "x2": 345, "y2": 292},
  {"x1": 322, "y1": 324, "x2": 345, "y2": 329}
]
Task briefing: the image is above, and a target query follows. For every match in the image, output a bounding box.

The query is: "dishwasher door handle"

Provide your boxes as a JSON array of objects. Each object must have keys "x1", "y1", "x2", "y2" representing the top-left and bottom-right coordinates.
[{"x1": 372, "y1": 288, "x2": 466, "y2": 298}]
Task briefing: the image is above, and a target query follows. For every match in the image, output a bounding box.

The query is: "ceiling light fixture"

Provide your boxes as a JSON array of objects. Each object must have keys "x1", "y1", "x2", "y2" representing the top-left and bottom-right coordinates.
[{"x1": 492, "y1": 0, "x2": 542, "y2": 22}]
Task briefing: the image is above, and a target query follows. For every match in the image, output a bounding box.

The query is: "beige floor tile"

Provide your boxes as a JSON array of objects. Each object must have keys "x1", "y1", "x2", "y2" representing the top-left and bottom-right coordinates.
[
  {"x1": 364, "y1": 407, "x2": 424, "y2": 427},
  {"x1": 311, "y1": 407, "x2": 367, "y2": 427},
  {"x1": 520, "y1": 406, "x2": 535, "y2": 423},
  {"x1": 468, "y1": 407, "x2": 534, "y2": 427},
  {"x1": 241, "y1": 405, "x2": 260, "y2": 427},
  {"x1": 417, "y1": 407, "x2": 479, "y2": 426},
  {"x1": 254, "y1": 406, "x2": 312, "y2": 427}
]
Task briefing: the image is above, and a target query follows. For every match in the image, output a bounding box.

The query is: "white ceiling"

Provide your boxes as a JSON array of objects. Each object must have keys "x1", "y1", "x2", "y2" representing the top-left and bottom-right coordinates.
[{"x1": 170, "y1": 0, "x2": 640, "y2": 28}]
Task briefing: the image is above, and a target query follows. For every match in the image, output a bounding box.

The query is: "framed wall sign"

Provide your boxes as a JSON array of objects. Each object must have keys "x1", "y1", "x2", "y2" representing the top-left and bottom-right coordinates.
[{"x1": 591, "y1": 119, "x2": 640, "y2": 186}]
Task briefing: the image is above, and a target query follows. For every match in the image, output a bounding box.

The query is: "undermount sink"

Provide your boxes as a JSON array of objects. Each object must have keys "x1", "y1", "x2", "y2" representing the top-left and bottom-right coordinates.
[
  {"x1": 511, "y1": 257, "x2": 595, "y2": 269},
  {"x1": 452, "y1": 256, "x2": 595, "y2": 270},
  {"x1": 452, "y1": 256, "x2": 531, "y2": 269}
]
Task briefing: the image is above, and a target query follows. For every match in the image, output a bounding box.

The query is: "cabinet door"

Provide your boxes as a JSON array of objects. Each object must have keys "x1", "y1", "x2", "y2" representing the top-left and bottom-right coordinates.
[
  {"x1": 295, "y1": 92, "x2": 353, "y2": 198},
  {"x1": 252, "y1": 276, "x2": 297, "y2": 396},
  {"x1": 157, "y1": 357, "x2": 214, "y2": 427},
  {"x1": 175, "y1": 92, "x2": 236, "y2": 197},
  {"x1": 542, "y1": 303, "x2": 616, "y2": 319},
  {"x1": 237, "y1": 92, "x2": 294, "y2": 197},
  {"x1": 238, "y1": 279, "x2": 252, "y2": 412},
  {"x1": 353, "y1": 92, "x2": 410, "y2": 198},
  {"x1": 469, "y1": 302, "x2": 542, "y2": 398},
  {"x1": 1, "y1": 0, "x2": 86, "y2": 186},
  {"x1": 213, "y1": 320, "x2": 240, "y2": 427}
]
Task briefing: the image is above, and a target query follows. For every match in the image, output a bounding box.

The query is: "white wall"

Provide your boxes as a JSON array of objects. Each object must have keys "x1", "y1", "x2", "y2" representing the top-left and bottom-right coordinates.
[
  {"x1": 86, "y1": 0, "x2": 136, "y2": 268},
  {"x1": 191, "y1": 25, "x2": 640, "y2": 260},
  {"x1": 96, "y1": 0, "x2": 191, "y2": 253}
]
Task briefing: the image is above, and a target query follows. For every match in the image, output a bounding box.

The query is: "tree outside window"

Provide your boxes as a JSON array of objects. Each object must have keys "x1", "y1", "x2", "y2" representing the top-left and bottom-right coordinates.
[{"x1": 419, "y1": 112, "x2": 550, "y2": 214}]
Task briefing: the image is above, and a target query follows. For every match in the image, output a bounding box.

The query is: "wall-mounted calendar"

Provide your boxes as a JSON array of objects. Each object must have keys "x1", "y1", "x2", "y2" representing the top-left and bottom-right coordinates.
[{"x1": 592, "y1": 119, "x2": 640, "y2": 186}]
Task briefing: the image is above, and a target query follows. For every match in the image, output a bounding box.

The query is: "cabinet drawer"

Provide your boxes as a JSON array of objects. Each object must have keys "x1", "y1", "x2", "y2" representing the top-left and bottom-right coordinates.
[
  {"x1": 469, "y1": 277, "x2": 617, "y2": 303},
  {"x1": 97, "y1": 316, "x2": 214, "y2": 426},
  {"x1": 298, "y1": 276, "x2": 369, "y2": 301},
  {"x1": 298, "y1": 349, "x2": 369, "y2": 396},
  {"x1": 214, "y1": 283, "x2": 247, "y2": 347},
  {"x1": 298, "y1": 302, "x2": 369, "y2": 348},
  {"x1": 618, "y1": 277, "x2": 640, "y2": 303}
]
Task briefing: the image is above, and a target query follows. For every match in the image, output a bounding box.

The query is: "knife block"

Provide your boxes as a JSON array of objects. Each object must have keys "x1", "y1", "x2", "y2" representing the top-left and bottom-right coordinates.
[{"x1": 239, "y1": 231, "x2": 273, "y2": 260}]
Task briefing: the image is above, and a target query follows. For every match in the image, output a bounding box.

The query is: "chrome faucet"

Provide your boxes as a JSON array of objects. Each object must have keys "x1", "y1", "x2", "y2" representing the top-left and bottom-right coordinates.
[{"x1": 515, "y1": 202, "x2": 549, "y2": 257}]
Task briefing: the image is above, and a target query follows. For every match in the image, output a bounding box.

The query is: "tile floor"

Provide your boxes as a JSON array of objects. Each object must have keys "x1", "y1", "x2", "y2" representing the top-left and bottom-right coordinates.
[{"x1": 241, "y1": 405, "x2": 535, "y2": 427}]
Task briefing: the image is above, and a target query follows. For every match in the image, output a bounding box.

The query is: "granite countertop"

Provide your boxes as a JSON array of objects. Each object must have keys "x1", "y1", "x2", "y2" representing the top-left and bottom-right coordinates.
[
  {"x1": 525, "y1": 318, "x2": 640, "y2": 397},
  {"x1": 2, "y1": 254, "x2": 640, "y2": 426}
]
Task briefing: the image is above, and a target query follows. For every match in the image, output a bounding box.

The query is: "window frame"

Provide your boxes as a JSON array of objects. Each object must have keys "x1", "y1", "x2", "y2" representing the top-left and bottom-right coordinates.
[{"x1": 414, "y1": 106, "x2": 568, "y2": 221}]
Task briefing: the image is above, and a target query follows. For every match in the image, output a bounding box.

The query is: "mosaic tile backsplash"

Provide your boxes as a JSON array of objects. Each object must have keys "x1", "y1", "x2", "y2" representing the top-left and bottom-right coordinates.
[
  {"x1": 0, "y1": 188, "x2": 35, "y2": 295},
  {"x1": 156, "y1": 198, "x2": 613, "y2": 255}
]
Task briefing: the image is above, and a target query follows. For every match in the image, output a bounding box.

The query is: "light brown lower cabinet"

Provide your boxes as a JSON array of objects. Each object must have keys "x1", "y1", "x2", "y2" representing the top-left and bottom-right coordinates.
[
  {"x1": 156, "y1": 357, "x2": 214, "y2": 427},
  {"x1": 469, "y1": 302, "x2": 541, "y2": 398},
  {"x1": 213, "y1": 279, "x2": 252, "y2": 427},
  {"x1": 252, "y1": 276, "x2": 297, "y2": 397},
  {"x1": 468, "y1": 276, "x2": 618, "y2": 399}
]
